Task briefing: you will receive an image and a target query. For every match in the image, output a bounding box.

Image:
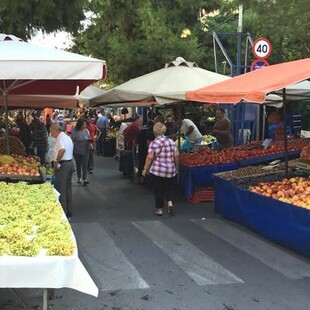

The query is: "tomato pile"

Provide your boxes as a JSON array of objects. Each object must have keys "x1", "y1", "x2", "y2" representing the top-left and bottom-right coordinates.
[{"x1": 180, "y1": 139, "x2": 309, "y2": 167}]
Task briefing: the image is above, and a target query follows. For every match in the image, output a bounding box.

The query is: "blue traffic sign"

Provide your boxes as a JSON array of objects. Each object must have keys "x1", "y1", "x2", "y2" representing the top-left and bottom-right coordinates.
[{"x1": 250, "y1": 59, "x2": 269, "y2": 71}]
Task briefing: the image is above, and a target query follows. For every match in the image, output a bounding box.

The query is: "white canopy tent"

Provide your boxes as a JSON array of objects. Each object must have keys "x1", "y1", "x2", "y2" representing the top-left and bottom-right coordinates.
[
  {"x1": 79, "y1": 85, "x2": 106, "y2": 106},
  {"x1": 90, "y1": 57, "x2": 230, "y2": 107},
  {"x1": 0, "y1": 33, "x2": 106, "y2": 152}
]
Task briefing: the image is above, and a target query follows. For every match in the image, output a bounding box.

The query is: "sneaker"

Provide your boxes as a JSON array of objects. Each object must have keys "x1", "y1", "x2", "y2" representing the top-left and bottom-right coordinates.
[
  {"x1": 168, "y1": 205, "x2": 175, "y2": 216},
  {"x1": 77, "y1": 178, "x2": 82, "y2": 184},
  {"x1": 83, "y1": 179, "x2": 89, "y2": 186}
]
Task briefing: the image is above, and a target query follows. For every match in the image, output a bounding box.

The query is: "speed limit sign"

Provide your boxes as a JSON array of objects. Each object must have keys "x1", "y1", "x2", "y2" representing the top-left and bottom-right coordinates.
[{"x1": 252, "y1": 37, "x2": 272, "y2": 59}]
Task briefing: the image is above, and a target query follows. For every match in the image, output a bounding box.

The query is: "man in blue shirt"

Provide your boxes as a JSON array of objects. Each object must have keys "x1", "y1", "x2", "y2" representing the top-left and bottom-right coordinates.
[{"x1": 96, "y1": 109, "x2": 110, "y2": 155}]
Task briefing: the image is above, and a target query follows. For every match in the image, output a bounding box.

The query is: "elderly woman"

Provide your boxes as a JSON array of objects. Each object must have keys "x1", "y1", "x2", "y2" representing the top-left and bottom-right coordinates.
[{"x1": 142, "y1": 122, "x2": 179, "y2": 216}]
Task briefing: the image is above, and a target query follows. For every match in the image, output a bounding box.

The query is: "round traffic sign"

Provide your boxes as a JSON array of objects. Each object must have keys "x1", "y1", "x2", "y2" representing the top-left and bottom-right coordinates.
[
  {"x1": 250, "y1": 59, "x2": 269, "y2": 71},
  {"x1": 252, "y1": 37, "x2": 272, "y2": 59}
]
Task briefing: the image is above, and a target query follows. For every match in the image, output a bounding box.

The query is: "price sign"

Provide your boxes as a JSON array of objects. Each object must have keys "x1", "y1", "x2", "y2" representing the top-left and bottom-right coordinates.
[{"x1": 252, "y1": 37, "x2": 272, "y2": 59}]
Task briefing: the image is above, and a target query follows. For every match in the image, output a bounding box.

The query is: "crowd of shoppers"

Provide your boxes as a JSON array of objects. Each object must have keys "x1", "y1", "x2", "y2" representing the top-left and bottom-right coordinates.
[{"x1": 10, "y1": 107, "x2": 232, "y2": 221}]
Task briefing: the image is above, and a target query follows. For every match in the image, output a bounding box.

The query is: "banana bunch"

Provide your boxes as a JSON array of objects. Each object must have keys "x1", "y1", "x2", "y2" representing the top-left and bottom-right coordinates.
[
  {"x1": 40, "y1": 166, "x2": 54, "y2": 175},
  {"x1": 201, "y1": 135, "x2": 217, "y2": 145},
  {"x1": 0, "y1": 155, "x2": 16, "y2": 165}
]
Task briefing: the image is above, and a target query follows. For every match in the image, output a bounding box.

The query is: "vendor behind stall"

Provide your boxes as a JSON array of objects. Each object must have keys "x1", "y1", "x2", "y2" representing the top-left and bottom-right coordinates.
[
  {"x1": 301, "y1": 143, "x2": 310, "y2": 163},
  {"x1": 267, "y1": 109, "x2": 284, "y2": 139},
  {"x1": 211, "y1": 107, "x2": 233, "y2": 150},
  {"x1": 175, "y1": 116, "x2": 203, "y2": 149}
]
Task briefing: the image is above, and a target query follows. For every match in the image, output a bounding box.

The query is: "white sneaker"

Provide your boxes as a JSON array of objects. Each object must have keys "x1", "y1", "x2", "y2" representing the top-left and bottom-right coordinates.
[{"x1": 77, "y1": 178, "x2": 82, "y2": 184}]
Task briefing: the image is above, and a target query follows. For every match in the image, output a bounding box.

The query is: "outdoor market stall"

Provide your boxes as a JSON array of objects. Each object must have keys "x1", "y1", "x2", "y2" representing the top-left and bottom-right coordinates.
[
  {"x1": 212, "y1": 170, "x2": 310, "y2": 256},
  {"x1": 179, "y1": 138, "x2": 307, "y2": 200},
  {"x1": 183, "y1": 57, "x2": 310, "y2": 255},
  {"x1": 0, "y1": 182, "x2": 98, "y2": 309},
  {"x1": 0, "y1": 33, "x2": 106, "y2": 153},
  {"x1": 0, "y1": 33, "x2": 105, "y2": 309}
]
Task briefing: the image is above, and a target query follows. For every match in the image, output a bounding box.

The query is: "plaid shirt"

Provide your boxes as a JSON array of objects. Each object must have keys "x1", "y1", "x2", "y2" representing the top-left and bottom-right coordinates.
[{"x1": 148, "y1": 135, "x2": 176, "y2": 178}]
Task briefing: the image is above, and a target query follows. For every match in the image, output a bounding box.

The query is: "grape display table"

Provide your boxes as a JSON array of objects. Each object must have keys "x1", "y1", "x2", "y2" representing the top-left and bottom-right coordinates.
[
  {"x1": 213, "y1": 174, "x2": 310, "y2": 256},
  {"x1": 0, "y1": 234, "x2": 98, "y2": 309},
  {"x1": 0, "y1": 187, "x2": 98, "y2": 309}
]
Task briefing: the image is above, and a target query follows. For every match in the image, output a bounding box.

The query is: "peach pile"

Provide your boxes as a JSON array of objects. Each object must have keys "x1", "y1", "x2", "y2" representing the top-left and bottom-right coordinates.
[
  {"x1": 0, "y1": 155, "x2": 40, "y2": 177},
  {"x1": 249, "y1": 177, "x2": 310, "y2": 210}
]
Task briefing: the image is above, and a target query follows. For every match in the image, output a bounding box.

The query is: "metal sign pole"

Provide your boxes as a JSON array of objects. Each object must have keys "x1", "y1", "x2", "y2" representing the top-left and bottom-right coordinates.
[
  {"x1": 4, "y1": 91, "x2": 10, "y2": 154},
  {"x1": 43, "y1": 289, "x2": 49, "y2": 310},
  {"x1": 282, "y1": 88, "x2": 289, "y2": 177}
]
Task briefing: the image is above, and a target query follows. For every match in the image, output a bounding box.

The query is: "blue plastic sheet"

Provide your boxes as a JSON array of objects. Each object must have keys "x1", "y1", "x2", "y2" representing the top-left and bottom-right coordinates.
[
  {"x1": 180, "y1": 163, "x2": 238, "y2": 199},
  {"x1": 213, "y1": 175, "x2": 241, "y2": 222},
  {"x1": 213, "y1": 175, "x2": 310, "y2": 256}
]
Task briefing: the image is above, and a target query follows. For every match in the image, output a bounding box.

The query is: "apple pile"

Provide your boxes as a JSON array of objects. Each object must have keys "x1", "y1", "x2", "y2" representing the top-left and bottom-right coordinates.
[
  {"x1": 180, "y1": 138, "x2": 309, "y2": 167},
  {"x1": 249, "y1": 177, "x2": 310, "y2": 210}
]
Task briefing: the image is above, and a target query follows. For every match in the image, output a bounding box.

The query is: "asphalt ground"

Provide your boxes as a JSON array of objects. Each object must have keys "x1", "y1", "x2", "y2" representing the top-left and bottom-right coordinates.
[{"x1": 0, "y1": 155, "x2": 309, "y2": 310}]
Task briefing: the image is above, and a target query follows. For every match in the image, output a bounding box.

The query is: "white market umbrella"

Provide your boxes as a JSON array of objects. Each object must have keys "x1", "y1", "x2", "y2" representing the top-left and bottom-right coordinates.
[
  {"x1": 0, "y1": 34, "x2": 106, "y2": 152},
  {"x1": 274, "y1": 80, "x2": 310, "y2": 100},
  {"x1": 79, "y1": 85, "x2": 106, "y2": 106},
  {"x1": 90, "y1": 57, "x2": 230, "y2": 107},
  {"x1": 0, "y1": 94, "x2": 82, "y2": 109}
]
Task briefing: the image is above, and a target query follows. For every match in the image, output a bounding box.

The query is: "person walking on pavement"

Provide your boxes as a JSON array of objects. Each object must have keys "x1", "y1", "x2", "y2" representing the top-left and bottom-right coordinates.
[
  {"x1": 96, "y1": 108, "x2": 110, "y2": 155},
  {"x1": 71, "y1": 119, "x2": 91, "y2": 186},
  {"x1": 50, "y1": 123, "x2": 74, "y2": 219},
  {"x1": 123, "y1": 115, "x2": 143, "y2": 150},
  {"x1": 31, "y1": 116, "x2": 48, "y2": 165},
  {"x1": 142, "y1": 122, "x2": 179, "y2": 216},
  {"x1": 137, "y1": 120, "x2": 155, "y2": 182},
  {"x1": 86, "y1": 118, "x2": 101, "y2": 174}
]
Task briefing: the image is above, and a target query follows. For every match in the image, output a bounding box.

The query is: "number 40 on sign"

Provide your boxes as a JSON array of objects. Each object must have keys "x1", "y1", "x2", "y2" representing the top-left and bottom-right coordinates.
[{"x1": 252, "y1": 37, "x2": 272, "y2": 59}]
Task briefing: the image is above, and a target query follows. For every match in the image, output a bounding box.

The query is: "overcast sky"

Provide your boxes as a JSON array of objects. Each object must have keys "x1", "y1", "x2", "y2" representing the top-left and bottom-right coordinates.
[{"x1": 29, "y1": 30, "x2": 73, "y2": 49}]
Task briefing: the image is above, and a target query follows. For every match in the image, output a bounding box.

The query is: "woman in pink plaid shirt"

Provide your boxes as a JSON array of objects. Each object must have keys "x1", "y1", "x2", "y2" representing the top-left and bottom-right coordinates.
[{"x1": 142, "y1": 122, "x2": 179, "y2": 216}]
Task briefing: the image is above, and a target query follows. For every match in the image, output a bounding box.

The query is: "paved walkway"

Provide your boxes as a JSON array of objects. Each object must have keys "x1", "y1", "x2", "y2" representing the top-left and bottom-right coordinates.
[{"x1": 1, "y1": 155, "x2": 309, "y2": 310}]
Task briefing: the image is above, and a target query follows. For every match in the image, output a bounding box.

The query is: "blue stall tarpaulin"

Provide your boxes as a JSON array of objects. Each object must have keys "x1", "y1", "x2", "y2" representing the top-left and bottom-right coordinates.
[
  {"x1": 180, "y1": 150, "x2": 300, "y2": 200},
  {"x1": 180, "y1": 162, "x2": 238, "y2": 199},
  {"x1": 213, "y1": 175, "x2": 241, "y2": 222},
  {"x1": 213, "y1": 175, "x2": 310, "y2": 257}
]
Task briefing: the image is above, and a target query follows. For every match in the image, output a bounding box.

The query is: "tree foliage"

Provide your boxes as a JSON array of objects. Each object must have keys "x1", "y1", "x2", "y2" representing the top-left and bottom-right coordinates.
[
  {"x1": 71, "y1": 0, "x2": 221, "y2": 85},
  {"x1": 238, "y1": 0, "x2": 310, "y2": 63},
  {"x1": 0, "y1": 0, "x2": 86, "y2": 40},
  {"x1": 1, "y1": 0, "x2": 309, "y2": 87}
]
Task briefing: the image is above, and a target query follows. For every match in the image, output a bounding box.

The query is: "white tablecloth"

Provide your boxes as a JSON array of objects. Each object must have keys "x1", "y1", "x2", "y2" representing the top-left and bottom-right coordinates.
[
  {"x1": 0, "y1": 244, "x2": 98, "y2": 297},
  {"x1": 0, "y1": 185, "x2": 98, "y2": 297}
]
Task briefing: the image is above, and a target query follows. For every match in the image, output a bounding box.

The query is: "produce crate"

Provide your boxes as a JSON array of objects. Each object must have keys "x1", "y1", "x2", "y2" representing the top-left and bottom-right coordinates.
[
  {"x1": 0, "y1": 173, "x2": 44, "y2": 184},
  {"x1": 188, "y1": 186, "x2": 214, "y2": 203}
]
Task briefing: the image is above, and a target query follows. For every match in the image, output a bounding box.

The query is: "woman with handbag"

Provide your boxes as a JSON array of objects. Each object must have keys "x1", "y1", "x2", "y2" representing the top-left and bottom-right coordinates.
[{"x1": 142, "y1": 122, "x2": 179, "y2": 216}]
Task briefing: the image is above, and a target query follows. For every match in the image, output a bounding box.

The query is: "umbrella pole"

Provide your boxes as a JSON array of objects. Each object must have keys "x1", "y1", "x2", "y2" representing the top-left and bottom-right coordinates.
[
  {"x1": 4, "y1": 92, "x2": 10, "y2": 154},
  {"x1": 282, "y1": 88, "x2": 288, "y2": 178},
  {"x1": 177, "y1": 102, "x2": 181, "y2": 152},
  {"x1": 176, "y1": 102, "x2": 182, "y2": 187}
]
